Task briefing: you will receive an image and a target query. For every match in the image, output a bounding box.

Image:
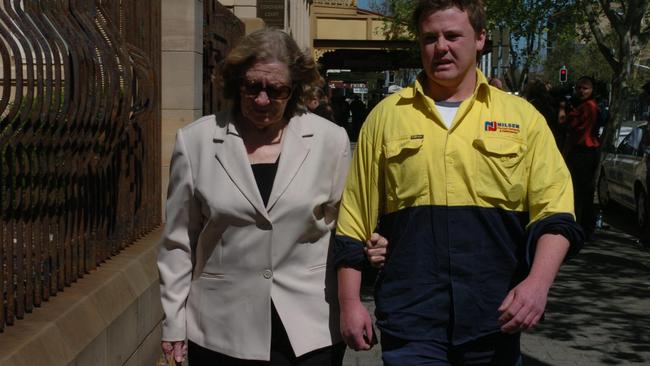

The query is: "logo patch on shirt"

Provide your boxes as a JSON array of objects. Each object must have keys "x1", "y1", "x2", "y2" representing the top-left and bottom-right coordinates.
[{"x1": 484, "y1": 121, "x2": 520, "y2": 134}]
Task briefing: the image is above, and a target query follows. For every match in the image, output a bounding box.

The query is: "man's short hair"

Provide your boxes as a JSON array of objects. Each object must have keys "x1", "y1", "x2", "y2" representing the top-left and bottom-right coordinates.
[{"x1": 411, "y1": 0, "x2": 486, "y2": 36}]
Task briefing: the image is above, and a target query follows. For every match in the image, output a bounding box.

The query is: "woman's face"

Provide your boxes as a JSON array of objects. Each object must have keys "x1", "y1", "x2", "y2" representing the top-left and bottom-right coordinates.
[
  {"x1": 239, "y1": 61, "x2": 292, "y2": 129},
  {"x1": 576, "y1": 80, "x2": 594, "y2": 101}
]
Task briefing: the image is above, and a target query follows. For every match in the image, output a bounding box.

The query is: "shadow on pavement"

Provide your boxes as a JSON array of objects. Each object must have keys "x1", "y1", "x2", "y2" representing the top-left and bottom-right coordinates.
[{"x1": 530, "y1": 203, "x2": 650, "y2": 365}]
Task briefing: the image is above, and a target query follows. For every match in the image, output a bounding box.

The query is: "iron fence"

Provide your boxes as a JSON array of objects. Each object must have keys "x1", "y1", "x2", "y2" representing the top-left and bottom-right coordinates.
[{"x1": 0, "y1": 0, "x2": 161, "y2": 331}]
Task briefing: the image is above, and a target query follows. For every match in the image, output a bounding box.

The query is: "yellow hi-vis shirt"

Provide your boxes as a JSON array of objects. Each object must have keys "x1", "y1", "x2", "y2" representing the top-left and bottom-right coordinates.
[{"x1": 334, "y1": 70, "x2": 582, "y2": 344}]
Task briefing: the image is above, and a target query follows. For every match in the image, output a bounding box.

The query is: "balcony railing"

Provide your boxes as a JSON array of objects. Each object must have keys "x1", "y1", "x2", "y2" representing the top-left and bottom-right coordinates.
[{"x1": 313, "y1": 0, "x2": 357, "y2": 8}]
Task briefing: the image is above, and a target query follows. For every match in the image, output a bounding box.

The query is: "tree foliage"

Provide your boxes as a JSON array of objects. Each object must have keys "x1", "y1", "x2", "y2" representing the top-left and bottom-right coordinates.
[
  {"x1": 576, "y1": 0, "x2": 650, "y2": 148},
  {"x1": 367, "y1": 0, "x2": 418, "y2": 39},
  {"x1": 485, "y1": 0, "x2": 580, "y2": 92},
  {"x1": 542, "y1": 37, "x2": 613, "y2": 86}
]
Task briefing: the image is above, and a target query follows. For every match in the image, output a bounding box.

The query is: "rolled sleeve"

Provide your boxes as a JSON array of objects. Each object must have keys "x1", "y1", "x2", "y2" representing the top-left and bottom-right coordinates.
[
  {"x1": 525, "y1": 114, "x2": 584, "y2": 265},
  {"x1": 525, "y1": 213, "x2": 584, "y2": 266},
  {"x1": 334, "y1": 114, "x2": 384, "y2": 268}
]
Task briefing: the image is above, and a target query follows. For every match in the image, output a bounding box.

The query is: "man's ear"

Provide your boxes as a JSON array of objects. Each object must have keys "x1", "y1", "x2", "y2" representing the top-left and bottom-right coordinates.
[{"x1": 476, "y1": 29, "x2": 487, "y2": 53}]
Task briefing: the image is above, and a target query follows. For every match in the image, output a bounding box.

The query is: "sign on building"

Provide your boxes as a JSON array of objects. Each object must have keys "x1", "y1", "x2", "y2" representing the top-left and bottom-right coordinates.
[{"x1": 258, "y1": 0, "x2": 285, "y2": 29}]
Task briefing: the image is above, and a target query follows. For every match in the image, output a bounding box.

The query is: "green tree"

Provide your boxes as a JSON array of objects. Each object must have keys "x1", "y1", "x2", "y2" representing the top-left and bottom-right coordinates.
[
  {"x1": 485, "y1": 0, "x2": 580, "y2": 92},
  {"x1": 577, "y1": 0, "x2": 650, "y2": 148},
  {"x1": 369, "y1": 0, "x2": 418, "y2": 39},
  {"x1": 542, "y1": 37, "x2": 613, "y2": 87}
]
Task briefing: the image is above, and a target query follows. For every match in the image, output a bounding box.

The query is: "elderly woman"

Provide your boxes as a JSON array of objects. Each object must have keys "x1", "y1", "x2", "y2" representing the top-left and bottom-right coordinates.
[{"x1": 158, "y1": 29, "x2": 350, "y2": 365}]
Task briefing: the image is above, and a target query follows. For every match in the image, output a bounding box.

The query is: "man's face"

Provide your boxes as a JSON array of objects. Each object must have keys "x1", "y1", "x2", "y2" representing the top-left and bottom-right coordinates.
[
  {"x1": 418, "y1": 7, "x2": 485, "y2": 94},
  {"x1": 575, "y1": 80, "x2": 593, "y2": 101}
]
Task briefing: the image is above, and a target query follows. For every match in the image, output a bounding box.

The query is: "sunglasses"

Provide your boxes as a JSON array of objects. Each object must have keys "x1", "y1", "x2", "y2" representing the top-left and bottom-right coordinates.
[{"x1": 241, "y1": 80, "x2": 293, "y2": 100}]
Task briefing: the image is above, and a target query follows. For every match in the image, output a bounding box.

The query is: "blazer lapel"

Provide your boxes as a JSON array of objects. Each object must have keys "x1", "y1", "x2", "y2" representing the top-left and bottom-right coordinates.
[
  {"x1": 212, "y1": 114, "x2": 270, "y2": 220},
  {"x1": 267, "y1": 117, "x2": 312, "y2": 211}
]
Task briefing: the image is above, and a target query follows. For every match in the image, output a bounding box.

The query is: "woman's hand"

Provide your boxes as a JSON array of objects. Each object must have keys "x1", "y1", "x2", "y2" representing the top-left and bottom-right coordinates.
[
  {"x1": 365, "y1": 233, "x2": 388, "y2": 268},
  {"x1": 161, "y1": 340, "x2": 187, "y2": 364}
]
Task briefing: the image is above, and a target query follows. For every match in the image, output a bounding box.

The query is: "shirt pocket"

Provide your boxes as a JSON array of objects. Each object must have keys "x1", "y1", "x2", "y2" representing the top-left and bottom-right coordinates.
[
  {"x1": 384, "y1": 135, "x2": 429, "y2": 207},
  {"x1": 473, "y1": 137, "x2": 527, "y2": 203}
]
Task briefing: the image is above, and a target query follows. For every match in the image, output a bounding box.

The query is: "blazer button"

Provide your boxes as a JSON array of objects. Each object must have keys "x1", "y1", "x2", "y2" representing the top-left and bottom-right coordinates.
[{"x1": 263, "y1": 269, "x2": 273, "y2": 279}]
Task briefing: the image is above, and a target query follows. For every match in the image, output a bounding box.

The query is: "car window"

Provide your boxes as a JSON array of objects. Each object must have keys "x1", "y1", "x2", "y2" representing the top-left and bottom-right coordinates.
[{"x1": 617, "y1": 126, "x2": 644, "y2": 155}]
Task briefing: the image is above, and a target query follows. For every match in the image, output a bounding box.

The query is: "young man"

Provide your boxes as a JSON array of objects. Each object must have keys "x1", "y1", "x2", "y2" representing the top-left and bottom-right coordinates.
[{"x1": 333, "y1": 1, "x2": 583, "y2": 365}]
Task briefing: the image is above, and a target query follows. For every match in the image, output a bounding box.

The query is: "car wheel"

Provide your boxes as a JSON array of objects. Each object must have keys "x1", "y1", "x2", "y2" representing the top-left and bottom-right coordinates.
[
  {"x1": 598, "y1": 172, "x2": 610, "y2": 207},
  {"x1": 636, "y1": 189, "x2": 648, "y2": 229}
]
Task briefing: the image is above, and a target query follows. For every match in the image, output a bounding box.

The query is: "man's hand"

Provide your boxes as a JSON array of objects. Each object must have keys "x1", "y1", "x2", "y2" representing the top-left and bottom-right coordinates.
[
  {"x1": 498, "y1": 278, "x2": 549, "y2": 333},
  {"x1": 365, "y1": 233, "x2": 388, "y2": 268},
  {"x1": 497, "y1": 276, "x2": 550, "y2": 333},
  {"x1": 498, "y1": 233, "x2": 570, "y2": 334},
  {"x1": 339, "y1": 299, "x2": 376, "y2": 351},
  {"x1": 161, "y1": 340, "x2": 187, "y2": 364}
]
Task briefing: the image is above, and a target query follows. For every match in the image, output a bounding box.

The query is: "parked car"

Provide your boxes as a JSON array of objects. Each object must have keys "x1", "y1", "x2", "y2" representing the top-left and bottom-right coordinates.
[{"x1": 598, "y1": 122, "x2": 648, "y2": 228}]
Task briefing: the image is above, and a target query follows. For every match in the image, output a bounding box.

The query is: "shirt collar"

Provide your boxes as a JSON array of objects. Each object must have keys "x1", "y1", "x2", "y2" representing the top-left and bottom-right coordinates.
[{"x1": 400, "y1": 68, "x2": 491, "y2": 102}]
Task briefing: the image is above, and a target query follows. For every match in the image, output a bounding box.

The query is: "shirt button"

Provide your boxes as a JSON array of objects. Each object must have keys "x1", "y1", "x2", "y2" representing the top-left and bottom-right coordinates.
[{"x1": 263, "y1": 269, "x2": 273, "y2": 279}]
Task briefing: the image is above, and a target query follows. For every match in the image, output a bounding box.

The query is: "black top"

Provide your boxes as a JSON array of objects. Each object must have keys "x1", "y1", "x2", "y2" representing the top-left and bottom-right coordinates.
[{"x1": 251, "y1": 156, "x2": 279, "y2": 206}]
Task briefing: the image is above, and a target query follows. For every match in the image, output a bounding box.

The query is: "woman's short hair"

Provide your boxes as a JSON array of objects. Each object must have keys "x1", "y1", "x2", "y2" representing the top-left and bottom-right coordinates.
[
  {"x1": 411, "y1": 0, "x2": 486, "y2": 36},
  {"x1": 220, "y1": 28, "x2": 323, "y2": 120}
]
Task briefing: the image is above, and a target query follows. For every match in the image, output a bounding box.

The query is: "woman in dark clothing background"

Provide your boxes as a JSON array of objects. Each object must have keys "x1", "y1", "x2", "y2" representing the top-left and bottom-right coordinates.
[
  {"x1": 523, "y1": 79, "x2": 563, "y2": 149},
  {"x1": 560, "y1": 76, "x2": 601, "y2": 240}
]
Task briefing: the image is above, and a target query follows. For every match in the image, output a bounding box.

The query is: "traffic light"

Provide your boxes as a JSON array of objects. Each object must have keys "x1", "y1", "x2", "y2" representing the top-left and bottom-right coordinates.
[{"x1": 559, "y1": 66, "x2": 568, "y2": 83}]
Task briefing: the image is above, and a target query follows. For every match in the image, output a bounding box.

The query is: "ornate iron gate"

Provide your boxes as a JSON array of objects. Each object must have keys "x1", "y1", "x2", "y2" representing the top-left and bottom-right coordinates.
[{"x1": 0, "y1": 0, "x2": 161, "y2": 331}]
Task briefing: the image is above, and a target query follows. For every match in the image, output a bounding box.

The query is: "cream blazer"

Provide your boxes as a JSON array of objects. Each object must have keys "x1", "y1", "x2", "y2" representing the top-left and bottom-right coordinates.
[{"x1": 157, "y1": 111, "x2": 350, "y2": 360}]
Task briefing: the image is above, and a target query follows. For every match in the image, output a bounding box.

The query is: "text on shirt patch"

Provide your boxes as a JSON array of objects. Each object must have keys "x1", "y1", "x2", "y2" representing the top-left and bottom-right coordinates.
[{"x1": 484, "y1": 121, "x2": 520, "y2": 134}]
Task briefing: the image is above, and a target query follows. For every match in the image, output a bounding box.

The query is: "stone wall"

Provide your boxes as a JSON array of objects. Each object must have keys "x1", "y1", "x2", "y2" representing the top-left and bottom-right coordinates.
[
  {"x1": 161, "y1": 0, "x2": 205, "y2": 212},
  {"x1": 0, "y1": 228, "x2": 164, "y2": 366}
]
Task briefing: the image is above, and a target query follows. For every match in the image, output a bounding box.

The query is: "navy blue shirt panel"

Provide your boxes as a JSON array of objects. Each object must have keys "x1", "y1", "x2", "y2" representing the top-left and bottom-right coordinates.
[{"x1": 333, "y1": 206, "x2": 582, "y2": 345}]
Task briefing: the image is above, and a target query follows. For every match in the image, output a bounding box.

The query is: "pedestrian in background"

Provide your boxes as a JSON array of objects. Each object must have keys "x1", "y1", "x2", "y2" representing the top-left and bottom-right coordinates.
[
  {"x1": 334, "y1": 0, "x2": 583, "y2": 365},
  {"x1": 158, "y1": 28, "x2": 350, "y2": 365},
  {"x1": 560, "y1": 76, "x2": 601, "y2": 241},
  {"x1": 523, "y1": 79, "x2": 562, "y2": 149},
  {"x1": 303, "y1": 85, "x2": 336, "y2": 122},
  {"x1": 349, "y1": 94, "x2": 367, "y2": 141},
  {"x1": 330, "y1": 95, "x2": 351, "y2": 130}
]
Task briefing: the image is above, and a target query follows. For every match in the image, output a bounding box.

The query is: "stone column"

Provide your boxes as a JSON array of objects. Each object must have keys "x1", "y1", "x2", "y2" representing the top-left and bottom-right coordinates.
[{"x1": 161, "y1": 0, "x2": 203, "y2": 213}]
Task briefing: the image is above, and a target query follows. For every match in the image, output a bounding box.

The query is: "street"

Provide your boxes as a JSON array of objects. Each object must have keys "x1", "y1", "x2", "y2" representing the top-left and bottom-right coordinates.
[{"x1": 344, "y1": 203, "x2": 650, "y2": 365}]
